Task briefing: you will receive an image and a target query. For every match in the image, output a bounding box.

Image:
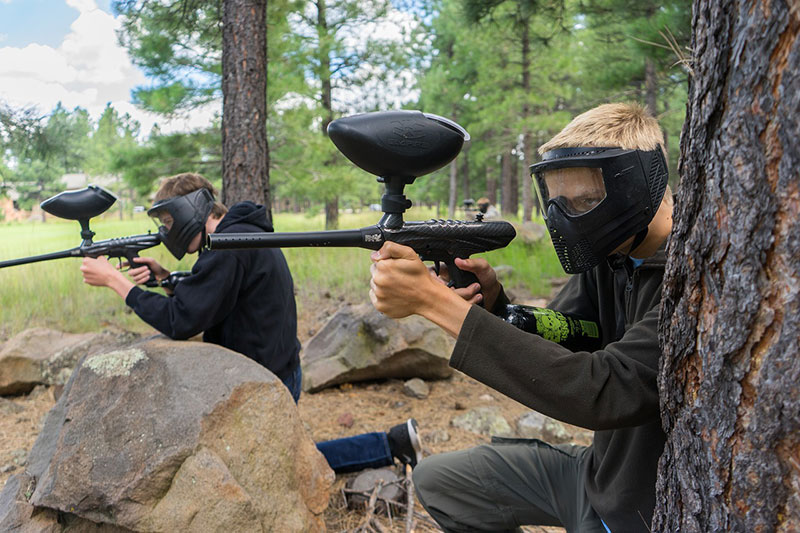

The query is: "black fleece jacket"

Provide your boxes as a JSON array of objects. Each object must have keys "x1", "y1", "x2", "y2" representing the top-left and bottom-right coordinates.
[
  {"x1": 125, "y1": 202, "x2": 300, "y2": 381},
  {"x1": 450, "y1": 248, "x2": 666, "y2": 533}
]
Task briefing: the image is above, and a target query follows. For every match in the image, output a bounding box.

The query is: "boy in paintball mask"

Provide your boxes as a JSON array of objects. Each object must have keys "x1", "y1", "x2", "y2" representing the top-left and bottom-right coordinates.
[
  {"x1": 368, "y1": 103, "x2": 672, "y2": 532},
  {"x1": 81, "y1": 172, "x2": 422, "y2": 473}
]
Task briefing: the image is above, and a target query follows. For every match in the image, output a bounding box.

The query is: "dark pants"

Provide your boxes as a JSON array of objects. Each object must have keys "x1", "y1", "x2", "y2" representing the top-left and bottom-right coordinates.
[
  {"x1": 282, "y1": 365, "x2": 393, "y2": 473},
  {"x1": 412, "y1": 437, "x2": 607, "y2": 533}
]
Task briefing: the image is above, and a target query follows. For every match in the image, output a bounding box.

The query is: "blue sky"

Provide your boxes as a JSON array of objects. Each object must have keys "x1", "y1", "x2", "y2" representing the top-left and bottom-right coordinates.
[
  {"x1": 0, "y1": 0, "x2": 112, "y2": 48},
  {"x1": 0, "y1": 0, "x2": 217, "y2": 135}
]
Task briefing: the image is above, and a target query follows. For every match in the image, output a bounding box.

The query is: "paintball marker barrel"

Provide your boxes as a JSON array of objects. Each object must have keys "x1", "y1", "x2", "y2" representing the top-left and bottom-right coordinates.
[{"x1": 207, "y1": 219, "x2": 517, "y2": 289}]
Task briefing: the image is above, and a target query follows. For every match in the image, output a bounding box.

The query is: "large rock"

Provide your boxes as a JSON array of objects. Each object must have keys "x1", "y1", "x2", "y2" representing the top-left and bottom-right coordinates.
[
  {"x1": 511, "y1": 221, "x2": 548, "y2": 244},
  {"x1": 451, "y1": 406, "x2": 513, "y2": 437},
  {"x1": 0, "y1": 338, "x2": 334, "y2": 532},
  {"x1": 301, "y1": 303, "x2": 455, "y2": 392},
  {"x1": 0, "y1": 327, "x2": 140, "y2": 395}
]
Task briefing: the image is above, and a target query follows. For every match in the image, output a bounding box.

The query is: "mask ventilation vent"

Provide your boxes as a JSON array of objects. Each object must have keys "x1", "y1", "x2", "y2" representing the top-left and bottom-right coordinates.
[
  {"x1": 553, "y1": 236, "x2": 572, "y2": 273},
  {"x1": 648, "y1": 153, "x2": 668, "y2": 211},
  {"x1": 554, "y1": 236, "x2": 595, "y2": 274}
]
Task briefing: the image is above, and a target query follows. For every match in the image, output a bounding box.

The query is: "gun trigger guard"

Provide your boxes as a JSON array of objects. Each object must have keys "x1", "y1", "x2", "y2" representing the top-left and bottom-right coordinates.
[{"x1": 433, "y1": 261, "x2": 441, "y2": 277}]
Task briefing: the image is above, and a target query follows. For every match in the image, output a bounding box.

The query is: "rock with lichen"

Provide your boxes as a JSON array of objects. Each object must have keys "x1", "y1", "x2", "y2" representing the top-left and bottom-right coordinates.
[
  {"x1": 0, "y1": 337, "x2": 333, "y2": 532},
  {"x1": 0, "y1": 327, "x2": 141, "y2": 395}
]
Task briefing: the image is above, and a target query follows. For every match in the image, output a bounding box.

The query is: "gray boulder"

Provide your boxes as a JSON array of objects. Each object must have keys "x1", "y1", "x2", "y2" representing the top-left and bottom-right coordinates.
[
  {"x1": 301, "y1": 303, "x2": 455, "y2": 392},
  {"x1": 512, "y1": 221, "x2": 548, "y2": 244},
  {"x1": 0, "y1": 327, "x2": 140, "y2": 395},
  {"x1": 0, "y1": 337, "x2": 333, "y2": 532},
  {"x1": 403, "y1": 378, "x2": 430, "y2": 399},
  {"x1": 451, "y1": 406, "x2": 513, "y2": 437},
  {"x1": 516, "y1": 411, "x2": 574, "y2": 443}
]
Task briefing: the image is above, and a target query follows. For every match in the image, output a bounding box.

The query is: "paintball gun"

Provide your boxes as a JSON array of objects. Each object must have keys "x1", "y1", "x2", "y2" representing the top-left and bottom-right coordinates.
[
  {"x1": 208, "y1": 110, "x2": 517, "y2": 289},
  {"x1": 0, "y1": 185, "x2": 166, "y2": 286}
]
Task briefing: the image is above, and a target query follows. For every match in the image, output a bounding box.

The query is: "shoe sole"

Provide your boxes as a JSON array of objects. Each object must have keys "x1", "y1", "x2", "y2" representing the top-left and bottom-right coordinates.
[{"x1": 407, "y1": 418, "x2": 423, "y2": 465}]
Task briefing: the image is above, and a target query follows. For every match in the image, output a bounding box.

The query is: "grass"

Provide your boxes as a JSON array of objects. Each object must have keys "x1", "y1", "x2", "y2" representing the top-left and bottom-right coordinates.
[{"x1": 0, "y1": 208, "x2": 563, "y2": 341}]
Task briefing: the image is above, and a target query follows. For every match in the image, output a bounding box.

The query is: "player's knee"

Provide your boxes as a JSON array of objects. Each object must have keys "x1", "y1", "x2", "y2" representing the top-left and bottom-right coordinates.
[{"x1": 412, "y1": 454, "x2": 443, "y2": 499}]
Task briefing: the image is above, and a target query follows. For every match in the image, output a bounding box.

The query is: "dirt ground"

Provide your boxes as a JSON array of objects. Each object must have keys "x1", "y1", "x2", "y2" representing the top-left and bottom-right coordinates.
[{"x1": 0, "y1": 284, "x2": 581, "y2": 532}]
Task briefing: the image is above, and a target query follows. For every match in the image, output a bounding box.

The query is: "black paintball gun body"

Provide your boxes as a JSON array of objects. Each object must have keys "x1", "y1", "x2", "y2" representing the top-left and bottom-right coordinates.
[
  {"x1": 0, "y1": 185, "x2": 160, "y2": 285},
  {"x1": 209, "y1": 110, "x2": 517, "y2": 289}
]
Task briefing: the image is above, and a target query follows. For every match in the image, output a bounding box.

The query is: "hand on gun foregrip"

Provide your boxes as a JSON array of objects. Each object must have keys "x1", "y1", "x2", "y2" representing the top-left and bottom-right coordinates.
[
  {"x1": 120, "y1": 256, "x2": 169, "y2": 285},
  {"x1": 370, "y1": 242, "x2": 436, "y2": 319},
  {"x1": 81, "y1": 256, "x2": 122, "y2": 287}
]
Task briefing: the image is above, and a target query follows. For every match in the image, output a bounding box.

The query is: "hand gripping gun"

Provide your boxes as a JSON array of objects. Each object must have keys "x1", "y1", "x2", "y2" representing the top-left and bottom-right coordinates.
[
  {"x1": 0, "y1": 186, "x2": 167, "y2": 285},
  {"x1": 207, "y1": 110, "x2": 517, "y2": 289}
]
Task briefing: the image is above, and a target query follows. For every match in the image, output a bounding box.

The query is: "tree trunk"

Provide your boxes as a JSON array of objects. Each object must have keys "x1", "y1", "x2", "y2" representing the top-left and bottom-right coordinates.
[
  {"x1": 510, "y1": 149, "x2": 519, "y2": 217},
  {"x1": 317, "y1": 0, "x2": 338, "y2": 230},
  {"x1": 654, "y1": 2, "x2": 800, "y2": 532},
  {"x1": 500, "y1": 150, "x2": 514, "y2": 217},
  {"x1": 520, "y1": 22, "x2": 533, "y2": 222},
  {"x1": 448, "y1": 159, "x2": 457, "y2": 219},
  {"x1": 644, "y1": 56, "x2": 658, "y2": 116},
  {"x1": 221, "y1": 0, "x2": 270, "y2": 222},
  {"x1": 461, "y1": 144, "x2": 470, "y2": 202},
  {"x1": 486, "y1": 166, "x2": 497, "y2": 205}
]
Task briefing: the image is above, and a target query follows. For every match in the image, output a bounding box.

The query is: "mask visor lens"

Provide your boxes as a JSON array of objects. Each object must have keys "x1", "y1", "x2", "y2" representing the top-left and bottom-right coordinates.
[{"x1": 539, "y1": 167, "x2": 606, "y2": 217}]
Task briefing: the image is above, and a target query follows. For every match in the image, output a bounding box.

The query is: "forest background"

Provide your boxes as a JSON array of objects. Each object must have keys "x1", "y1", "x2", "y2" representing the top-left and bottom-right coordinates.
[{"x1": 0, "y1": 0, "x2": 691, "y2": 336}]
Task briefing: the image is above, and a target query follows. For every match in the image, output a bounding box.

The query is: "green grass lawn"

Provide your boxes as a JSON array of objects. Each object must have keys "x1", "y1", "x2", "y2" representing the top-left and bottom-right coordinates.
[{"x1": 0, "y1": 208, "x2": 563, "y2": 340}]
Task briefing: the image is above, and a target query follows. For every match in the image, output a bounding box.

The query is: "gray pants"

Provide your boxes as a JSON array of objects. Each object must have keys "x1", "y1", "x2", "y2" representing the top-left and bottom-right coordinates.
[{"x1": 412, "y1": 438, "x2": 606, "y2": 533}]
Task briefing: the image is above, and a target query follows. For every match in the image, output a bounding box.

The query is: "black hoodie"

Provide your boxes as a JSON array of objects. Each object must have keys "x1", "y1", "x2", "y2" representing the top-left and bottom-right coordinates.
[{"x1": 125, "y1": 202, "x2": 300, "y2": 381}]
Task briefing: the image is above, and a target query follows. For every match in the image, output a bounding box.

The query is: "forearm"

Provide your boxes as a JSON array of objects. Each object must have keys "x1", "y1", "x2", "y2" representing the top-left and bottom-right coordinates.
[
  {"x1": 417, "y1": 282, "x2": 473, "y2": 338},
  {"x1": 106, "y1": 271, "x2": 136, "y2": 299}
]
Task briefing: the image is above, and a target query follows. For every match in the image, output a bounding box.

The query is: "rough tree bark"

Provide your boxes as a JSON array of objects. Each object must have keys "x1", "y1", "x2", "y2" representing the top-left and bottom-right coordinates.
[
  {"x1": 316, "y1": 0, "x2": 339, "y2": 230},
  {"x1": 221, "y1": 0, "x2": 270, "y2": 222},
  {"x1": 654, "y1": 2, "x2": 800, "y2": 532}
]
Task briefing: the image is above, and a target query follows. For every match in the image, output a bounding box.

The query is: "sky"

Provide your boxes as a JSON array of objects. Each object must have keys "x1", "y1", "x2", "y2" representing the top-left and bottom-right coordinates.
[{"x1": 0, "y1": 0, "x2": 218, "y2": 137}]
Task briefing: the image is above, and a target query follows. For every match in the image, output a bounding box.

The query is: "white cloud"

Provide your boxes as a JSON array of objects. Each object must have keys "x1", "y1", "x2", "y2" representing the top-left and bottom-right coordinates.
[{"x1": 0, "y1": 1, "x2": 218, "y2": 137}]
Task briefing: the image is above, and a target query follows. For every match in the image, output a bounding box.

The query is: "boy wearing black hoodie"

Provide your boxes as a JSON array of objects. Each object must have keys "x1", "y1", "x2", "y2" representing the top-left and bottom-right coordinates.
[{"x1": 81, "y1": 173, "x2": 422, "y2": 473}]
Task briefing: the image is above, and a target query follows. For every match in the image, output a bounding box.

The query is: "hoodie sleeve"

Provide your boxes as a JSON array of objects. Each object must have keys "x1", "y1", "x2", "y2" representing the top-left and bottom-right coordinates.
[
  {"x1": 450, "y1": 303, "x2": 660, "y2": 431},
  {"x1": 125, "y1": 250, "x2": 246, "y2": 340}
]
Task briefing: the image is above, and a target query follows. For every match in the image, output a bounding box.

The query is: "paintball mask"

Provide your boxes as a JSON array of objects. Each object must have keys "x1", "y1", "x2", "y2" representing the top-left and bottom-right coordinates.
[
  {"x1": 530, "y1": 146, "x2": 668, "y2": 274},
  {"x1": 147, "y1": 188, "x2": 215, "y2": 259}
]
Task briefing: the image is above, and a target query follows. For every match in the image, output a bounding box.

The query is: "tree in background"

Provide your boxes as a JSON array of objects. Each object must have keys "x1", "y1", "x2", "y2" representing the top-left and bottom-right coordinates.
[
  {"x1": 0, "y1": 103, "x2": 91, "y2": 211},
  {"x1": 580, "y1": 0, "x2": 691, "y2": 183},
  {"x1": 462, "y1": 0, "x2": 570, "y2": 222},
  {"x1": 113, "y1": 128, "x2": 221, "y2": 197},
  {"x1": 221, "y1": 0, "x2": 270, "y2": 217},
  {"x1": 85, "y1": 103, "x2": 140, "y2": 177},
  {"x1": 654, "y1": 1, "x2": 800, "y2": 530}
]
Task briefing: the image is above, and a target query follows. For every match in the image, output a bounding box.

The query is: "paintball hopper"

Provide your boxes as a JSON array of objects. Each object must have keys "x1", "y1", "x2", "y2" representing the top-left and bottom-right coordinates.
[
  {"x1": 40, "y1": 185, "x2": 117, "y2": 244},
  {"x1": 328, "y1": 110, "x2": 470, "y2": 228}
]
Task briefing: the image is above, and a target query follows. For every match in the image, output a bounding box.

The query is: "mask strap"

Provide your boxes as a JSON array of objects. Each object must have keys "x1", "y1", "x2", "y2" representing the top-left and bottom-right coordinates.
[{"x1": 629, "y1": 228, "x2": 648, "y2": 257}]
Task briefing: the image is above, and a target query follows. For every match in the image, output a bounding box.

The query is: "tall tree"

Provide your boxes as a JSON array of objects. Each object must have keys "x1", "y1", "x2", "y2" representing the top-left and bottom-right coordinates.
[
  {"x1": 654, "y1": 1, "x2": 800, "y2": 531},
  {"x1": 221, "y1": 0, "x2": 270, "y2": 214},
  {"x1": 0, "y1": 103, "x2": 91, "y2": 210},
  {"x1": 463, "y1": 0, "x2": 568, "y2": 222}
]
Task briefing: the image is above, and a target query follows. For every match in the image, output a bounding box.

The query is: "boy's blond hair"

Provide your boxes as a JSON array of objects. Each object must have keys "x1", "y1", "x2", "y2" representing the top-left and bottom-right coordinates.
[
  {"x1": 154, "y1": 172, "x2": 228, "y2": 218},
  {"x1": 538, "y1": 103, "x2": 665, "y2": 155},
  {"x1": 539, "y1": 103, "x2": 672, "y2": 203}
]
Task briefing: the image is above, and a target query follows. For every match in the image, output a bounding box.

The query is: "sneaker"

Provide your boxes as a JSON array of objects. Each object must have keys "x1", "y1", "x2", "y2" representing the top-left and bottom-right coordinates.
[{"x1": 387, "y1": 418, "x2": 423, "y2": 468}]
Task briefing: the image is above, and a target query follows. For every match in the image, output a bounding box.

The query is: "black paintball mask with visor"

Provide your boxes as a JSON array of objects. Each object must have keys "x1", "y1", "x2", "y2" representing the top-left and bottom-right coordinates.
[
  {"x1": 147, "y1": 188, "x2": 215, "y2": 260},
  {"x1": 530, "y1": 146, "x2": 668, "y2": 274}
]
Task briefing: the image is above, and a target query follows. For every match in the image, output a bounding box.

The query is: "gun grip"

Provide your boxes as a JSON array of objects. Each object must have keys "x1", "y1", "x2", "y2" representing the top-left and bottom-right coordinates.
[
  {"x1": 445, "y1": 260, "x2": 483, "y2": 306},
  {"x1": 126, "y1": 251, "x2": 155, "y2": 284}
]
